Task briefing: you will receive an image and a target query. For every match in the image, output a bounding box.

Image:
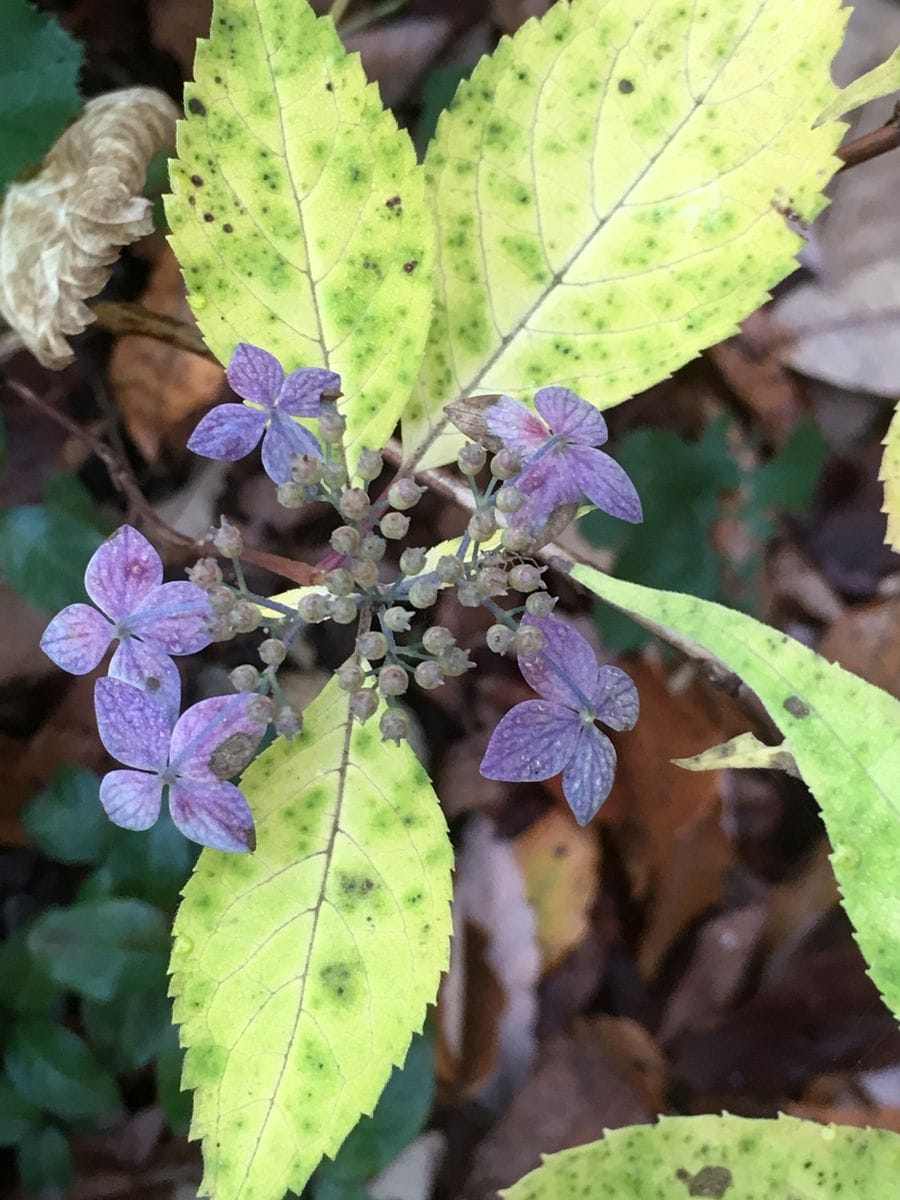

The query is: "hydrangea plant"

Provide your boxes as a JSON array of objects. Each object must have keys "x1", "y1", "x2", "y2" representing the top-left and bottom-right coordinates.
[{"x1": 26, "y1": 1, "x2": 900, "y2": 1199}]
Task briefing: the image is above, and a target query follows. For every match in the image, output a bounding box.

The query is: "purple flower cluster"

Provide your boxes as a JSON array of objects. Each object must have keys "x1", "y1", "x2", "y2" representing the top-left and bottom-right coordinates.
[
  {"x1": 480, "y1": 615, "x2": 638, "y2": 825},
  {"x1": 486, "y1": 387, "x2": 642, "y2": 535},
  {"x1": 40, "y1": 526, "x2": 265, "y2": 852},
  {"x1": 188, "y1": 343, "x2": 340, "y2": 485}
]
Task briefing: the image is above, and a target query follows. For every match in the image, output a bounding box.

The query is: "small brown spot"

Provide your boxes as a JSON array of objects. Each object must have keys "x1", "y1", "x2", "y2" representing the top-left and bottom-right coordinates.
[
  {"x1": 325, "y1": 80, "x2": 334, "y2": 91},
  {"x1": 188, "y1": 195, "x2": 196, "y2": 206},
  {"x1": 618, "y1": 78, "x2": 635, "y2": 93},
  {"x1": 783, "y1": 695, "x2": 810, "y2": 718},
  {"x1": 209, "y1": 732, "x2": 258, "y2": 780},
  {"x1": 214, "y1": 74, "x2": 223, "y2": 84},
  {"x1": 203, "y1": 212, "x2": 215, "y2": 222},
  {"x1": 675, "y1": 1166, "x2": 733, "y2": 1198},
  {"x1": 190, "y1": 174, "x2": 204, "y2": 187},
  {"x1": 223, "y1": 223, "x2": 234, "y2": 233},
  {"x1": 403, "y1": 260, "x2": 418, "y2": 273},
  {"x1": 188, "y1": 97, "x2": 207, "y2": 116},
  {"x1": 385, "y1": 195, "x2": 402, "y2": 209}
]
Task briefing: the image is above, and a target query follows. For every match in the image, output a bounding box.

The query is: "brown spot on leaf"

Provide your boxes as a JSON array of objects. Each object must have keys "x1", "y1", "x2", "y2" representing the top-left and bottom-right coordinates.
[
  {"x1": 203, "y1": 212, "x2": 214, "y2": 222},
  {"x1": 403, "y1": 260, "x2": 418, "y2": 273},
  {"x1": 223, "y1": 223, "x2": 234, "y2": 233},
  {"x1": 325, "y1": 81, "x2": 334, "y2": 91},
  {"x1": 618, "y1": 78, "x2": 635, "y2": 94},
  {"x1": 386, "y1": 195, "x2": 402, "y2": 209},
  {"x1": 783, "y1": 695, "x2": 810, "y2": 718},
  {"x1": 190, "y1": 174, "x2": 204, "y2": 187},
  {"x1": 188, "y1": 97, "x2": 207, "y2": 116},
  {"x1": 675, "y1": 1166, "x2": 733, "y2": 1198}
]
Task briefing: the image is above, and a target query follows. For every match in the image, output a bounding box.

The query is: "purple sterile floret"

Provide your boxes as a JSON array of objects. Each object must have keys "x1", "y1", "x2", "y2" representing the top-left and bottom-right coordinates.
[
  {"x1": 485, "y1": 386, "x2": 643, "y2": 534},
  {"x1": 187, "y1": 342, "x2": 340, "y2": 485},
  {"x1": 94, "y1": 678, "x2": 268, "y2": 852},
  {"x1": 480, "y1": 615, "x2": 638, "y2": 825},
  {"x1": 39, "y1": 526, "x2": 211, "y2": 721}
]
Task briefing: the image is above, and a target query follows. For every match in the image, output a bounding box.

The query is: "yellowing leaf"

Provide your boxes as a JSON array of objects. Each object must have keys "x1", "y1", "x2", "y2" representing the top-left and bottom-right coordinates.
[
  {"x1": 817, "y1": 43, "x2": 900, "y2": 123},
  {"x1": 573, "y1": 565, "x2": 900, "y2": 1022},
  {"x1": 403, "y1": 0, "x2": 847, "y2": 467},
  {"x1": 881, "y1": 401, "x2": 900, "y2": 553},
  {"x1": 673, "y1": 731, "x2": 798, "y2": 776},
  {"x1": 502, "y1": 1114, "x2": 900, "y2": 1200},
  {"x1": 167, "y1": 0, "x2": 434, "y2": 462},
  {"x1": 170, "y1": 679, "x2": 453, "y2": 1200}
]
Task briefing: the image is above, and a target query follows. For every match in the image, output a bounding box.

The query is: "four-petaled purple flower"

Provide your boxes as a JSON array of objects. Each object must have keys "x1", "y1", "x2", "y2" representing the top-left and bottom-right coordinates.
[
  {"x1": 40, "y1": 525, "x2": 212, "y2": 721},
  {"x1": 94, "y1": 678, "x2": 267, "y2": 852},
  {"x1": 480, "y1": 615, "x2": 638, "y2": 825},
  {"x1": 486, "y1": 387, "x2": 642, "y2": 534},
  {"x1": 188, "y1": 343, "x2": 340, "y2": 485}
]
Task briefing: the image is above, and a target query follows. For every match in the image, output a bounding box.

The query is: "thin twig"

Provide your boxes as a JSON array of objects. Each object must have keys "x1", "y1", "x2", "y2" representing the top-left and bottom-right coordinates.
[
  {"x1": 836, "y1": 101, "x2": 900, "y2": 172},
  {"x1": 90, "y1": 301, "x2": 219, "y2": 361}
]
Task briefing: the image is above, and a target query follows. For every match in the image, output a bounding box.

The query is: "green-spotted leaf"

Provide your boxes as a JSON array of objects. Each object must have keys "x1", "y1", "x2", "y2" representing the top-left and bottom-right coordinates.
[
  {"x1": 170, "y1": 678, "x2": 453, "y2": 1200},
  {"x1": 167, "y1": 0, "x2": 433, "y2": 462},
  {"x1": 818, "y1": 43, "x2": 900, "y2": 123},
  {"x1": 503, "y1": 1114, "x2": 900, "y2": 1200},
  {"x1": 403, "y1": 0, "x2": 847, "y2": 468},
  {"x1": 573, "y1": 565, "x2": 900, "y2": 1021}
]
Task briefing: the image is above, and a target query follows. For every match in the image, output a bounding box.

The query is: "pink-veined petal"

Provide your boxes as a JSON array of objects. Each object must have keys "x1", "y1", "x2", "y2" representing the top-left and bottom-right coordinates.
[
  {"x1": 84, "y1": 526, "x2": 162, "y2": 620},
  {"x1": 510, "y1": 446, "x2": 581, "y2": 533},
  {"x1": 535, "y1": 387, "x2": 608, "y2": 446},
  {"x1": 484, "y1": 395, "x2": 549, "y2": 457},
  {"x1": 278, "y1": 367, "x2": 341, "y2": 417},
  {"x1": 518, "y1": 615, "x2": 599, "y2": 710},
  {"x1": 561, "y1": 724, "x2": 616, "y2": 826},
  {"x1": 99, "y1": 769, "x2": 162, "y2": 831},
  {"x1": 226, "y1": 343, "x2": 283, "y2": 406},
  {"x1": 169, "y1": 779, "x2": 255, "y2": 852},
  {"x1": 40, "y1": 604, "x2": 112, "y2": 674},
  {"x1": 129, "y1": 581, "x2": 212, "y2": 655},
  {"x1": 480, "y1": 700, "x2": 580, "y2": 782},
  {"x1": 94, "y1": 677, "x2": 171, "y2": 771},
  {"x1": 568, "y1": 445, "x2": 643, "y2": 524},
  {"x1": 187, "y1": 403, "x2": 266, "y2": 462},
  {"x1": 261, "y1": 411, "x2": 323, "y2": 484},
  {"x1": 593, "y1": 666, "x2": 639, "y2": 732},
  {"x1": 109, "y1": 639, "x2": 181, "y2": 725},
  {"x1": 169, "y1": 694, "x2": 268, "y2": 780}
]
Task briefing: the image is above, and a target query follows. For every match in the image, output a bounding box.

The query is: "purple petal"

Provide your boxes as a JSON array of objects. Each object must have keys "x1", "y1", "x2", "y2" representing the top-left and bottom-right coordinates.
[
  {"x1": 226, "y1": 343, "x2": 283, "y2": 406},
  {"x1": 169, "y1": 694, "x2": 268, "y2": 780},
  {"x1": 510, "y1": 447, "x2": 581, "y2": 533},
  {"x1": 518, "y1": 615, "x2": 599, "y2": 710},
  {"x1": 484, "y1": 395, "x2": 549, "y2": 457},
  {"x1": 278, "y1": 367, "x2": 341, "y2": 417},
  {"x1": 568, "y1": 446, "x2": 643, "y2": 524},
  {"x1": 480, "y1": 700, "x2": 580, "y2": 782},
  {"x1": 99, "y1": 769, "x2": 162, "y2": 831},
  {"x1": 109, "y1": 639, "x2": 181, "y2": 725},
  {"x1": 84, "y1": 526, "x2": 162, "y2": 621},
  {"x1": 593, "y1": 666, "x2": 639, "y2": 732},
  {"x1": 169, "y1": 779, "x2": 255, "y2": 852},
  {"x1": 561, "y1": 724, "x2": 616, "y2": 825},
  {"x1": 94, "y1": 678, "x2": 171, "y2": 771},
  {"x1": 129, "y1": 581, "x2": 212, "y2": 656},
  {"x1": 535, "y1": 387, "x2": 608, "y2": 446},
  {"x1": 40, "y1": 604, "x2": 112, "y2": 674},
  {"x1": 260, "y1": 411, "x2": 323, "y2": 485},
  {"x1": 187, "y1": 403, "x2": 267, "y2": 463}
]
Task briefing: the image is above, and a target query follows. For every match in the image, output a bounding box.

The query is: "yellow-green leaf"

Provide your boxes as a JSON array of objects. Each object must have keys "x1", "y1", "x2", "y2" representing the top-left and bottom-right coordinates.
[
  {"x1": 881, "y1": 400, "x2": 900, "y2": 553},
  {"x1": 170, "y1": 679, "x2": 453, "y2": 1200},
  {"x1": 503, "y1": 1114, "x2": 900, "y2": 1200},
  {"x1": 573, "y1": 565, "x2": 900, "y2": 1022},
  {"x1": 167, "y1": 0, "x2": 433, "y2": 461},
  {"x1": 818, "y1": 43, "x2": 900, "y2": 123},
  {"x1": 673, "y1": 731, "x2": 798, "y2": 775},
  {"x1": 403, "y1": 0, "x2": 847, "y2": 468}
]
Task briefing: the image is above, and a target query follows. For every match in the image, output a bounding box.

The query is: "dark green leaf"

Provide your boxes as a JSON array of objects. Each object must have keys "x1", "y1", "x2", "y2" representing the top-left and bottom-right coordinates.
[
  {"x1": 100, "y1": 811, "x2": 198, "y2": 909},
  {"x1": 22, "y1": 766, "x2": 109, "y2": 865},
  {"x1": 27, "y1": 899, "x2": 169, "y2": 1002},
  {"x1": 156, "y1": 1022, "x2": 191, "y2": 1136},
  {"x1": 43, "y1": 473, "x2": 109, "y2": 533},
  {"x1": 83, "y1": 987, "x2": 172, "y2": 1073},
  {"x1": 0, "y1": 0, "x2": 83, "y2": 197},
  {"x1": 17, "y1": 1124, "x2": 73, "y2": 1199},
  {"x1": 0, "y1": 930, "x2": 61, "y2": 1016},
  {"x1": 0, "y1": 497, "x2": 103, "y2": 612},
  {"x1": 416, "y1": 65, "x2": 471, "y2": 156},
  {"x1": 0, "y1": 1075, "x2": 41, "y2": 1146},
  {"x1": 313, "y1": 1033, "x2": 434, "y2": 1195},
  {"x1": 5, "y1": 1018, "x2": 119, "y2": 1120}
]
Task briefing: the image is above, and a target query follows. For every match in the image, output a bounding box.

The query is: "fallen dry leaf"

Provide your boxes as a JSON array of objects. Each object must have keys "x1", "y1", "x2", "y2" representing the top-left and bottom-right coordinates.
[
  {"x1": 762, "y1": 838, "x2": 840, "y2": 968},
  {"x1": 673, "y1": 732, "x2": 798, "y2": 777},
  {"x1": 0, "y1": 88, "x2": 178, "y2": 368},
  {"x1": 819, "y1": 594, "x2": 900, "y2": 698},
  {"x1": 346, "y1": 17, "x2": 453, "y2": 108},
  {"x1": 491, "y1": 0, "x2": 551, "y2": 34}
]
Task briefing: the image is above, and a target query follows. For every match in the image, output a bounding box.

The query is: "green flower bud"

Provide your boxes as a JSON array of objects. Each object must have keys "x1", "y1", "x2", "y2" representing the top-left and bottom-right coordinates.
[
  {"x1": 380, "y1": 708, "x2": 409, "y2": 745},
  {"x1": 501, "y1": 526, "x2": 535, "y2": 554},
  {"x1": 292, "y1": 454, "x2": 323, "y2": 485},
  {"x1": 378, "y1": 664, "x2": 409, "y2": 697},
  {"x1": 422, "y1": 626, "x2": 455, "y2": 654},
  {"x1": 457, "y1": 581, "x2": 481, "y2": 607},
  {"x1": 276, "y1": 482, "x2": 305, "y2": 508},
  {"x1": 508, "y1": 564, "x2": 544, "y2": 593},
  {"x1": 322, "y1": 459, "x2": 348, "y2": 488},
  {"x1": 351, "y1": 558, "x2": 379, "y2": 589},
  {"x1": 468, "y1": 508, "x2": 497, "y2": 541},
  {"x1": 247, "y1": 695, "x2": 274, "y2": 724},
  {"x1": 435, "y1": 555, "x2": 464, "y2": 584},
  {"x1": 414, "y1": 661, "x2": 444, "y2": 690},
  {"x1": 380, "y1": 511, "x2": 410, "y2": 540},
  {"x1": 356, "y1": 448, "x2": 384, "y2": 481},
  {"x1": 525, "y1": 591, "x2": 556, "y2": 618},
  {"x1": 387, "y1": 478, "x2": 424, "y2": 511},
  {"x1": 331, "y1": 596, "x2": 359, "y2": 624},
  {"x1": 298, "y1": 592, "x2": 331, "y2": 623},
  {"x1": 476, "y1": 565, "x2": 509, "y2": 597},
  {"x1": 230, "y1": 664, "x2": 260, "y2": 692},
  {"x1": 399, "y1": 547, "x2": 427, "y2": 575},
  {"x1": 212, "y1": 517, "x2": 243, "y2": 559},
  {"x1": 408, "y1": 578, "x2": 438, "y2": 609},
  {"x1": 457, "y1": 442, "x2": 486, "y2": 475},
  {"x1": 383, "y1": 606, "x2": 412, "y2": 633},
  {"x1": 358, "y1": 533, "x2": 386, "y2": 561},
  {"x1": 230, "y1": 601, "x2": 261, "y2": 634},
  {"x1": 357, "y1": 631, "x2": 388, "y2": 661},
  {"x1": 330, "y1": 525, "x2": 361, "y2": 555},
  {"x1": 319, "y1": 408, "x2": 346, "y2": 445},
  {"x1": 259, "y1": 638, "x2": 287, "y2": 666},
  {"x1": 514, "y1": 625, "x2": 546, "y2": 658},
  {"x1": 339, "y1": 487, "x2": 371, "y2": 522},
  {"x1": 337, "y1": 662, "x2": 365, "y2": 692},
  {"x1": 486, "y1": 624, "x2": 515, "y2": 655},
  {"x1": 209, "y1": 585, "x2": 236, "y2": 614},
  {"x1": 491, "y1": 448, "x2": 521, "y2": 480},
  {"x1": 324, "y1": 568, "x2": 354, "y2": 596},
  {"x1": 439, "y1": 646, "x2": 472, "y2": 677},
  {"x1": 350, "y1": 689, "x2": 379, "y2": 723},
  {"x1": 495, "y1": 485, "x2": 525, "y2": 514}
]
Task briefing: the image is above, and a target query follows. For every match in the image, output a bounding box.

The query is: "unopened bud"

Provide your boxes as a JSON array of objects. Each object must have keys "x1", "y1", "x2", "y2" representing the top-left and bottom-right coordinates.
[
  {"x1": 439, "y1": 646, "x2": 472, "y2": 677},
  {"x1": 491, "y1": 448, "x2": 521, "y2": 480},
  {"x1": 356, "y1": 448, "x2": 384, "y2": 481},
  {"x1": 330, "y1": 525, "x2": 361, "y2": 556},
  {"x1": 383, "y1": 606, "x2": 412, "y2": 633},
  {"x1": 422, "y1": 626, "x2": 455, "y2": 654},
  {"x1": 514, "y1": 625, "x2": 546, "y2": 658},
  {"x1": 298, "y1": 592, "x2": 331, "y2": 623},
  {"x1": 358, "y1": 632, "x2": 388, "y2": 661},
  {"x1": 351, "y1": 558, "x2": 379, "y2": 589},
  {"x1": 322, "y1": 459, "x2": 348, "y2": 488},
  {"x1": 324, "y1": 568, "x2": 354, "y2": 597},
  {"x1": 501, "y1": 526, "x2": 535, "y2": 554},
  {"x1": 408, "y1": 578, "x2": 438, "y2": 609},
  {"x1": 337, "y1": 662, "x2": 366, "y2": 692},
  {"x1": 435, "y1": 555, "x2": 464, "y2": 584},
  {"x1": 339, "y1": 487, "x2": 371, "y2": 522},
  {"x1": 259, "y1": 638, "x2": 287, "y2": 666},
  {"x1": 207, "y1": 615, "x2": 234, "y2": 642},
  {"x1": 212, "y1": 517, "x2": 243, "y2": 559},
  {"x1": 380, "y1": 708, "x2": 409, "y2": 745},
  {"x1": 468, "y1": 508, "x2": 497, "y2": 541},
  {"x1": 525, "y1": 591, "x2": 556, "y2": 618},
  {"x1": 457, "y1": 442, "x2": 486, "y2": 475},
  {"x1": 388, "y1": 478, "x2": 424, "y2": 511},
  {"x1": 231, "y1": 601, "x2": 261, "y2": 634},
  {"x1": 292, "y1": 454, "x2": 323, "y2": 485},
  {"x1": 457, "y1": 581, "x2": 481, "y2": 607},
  {"x1": 274, "y1": 706, "x2": 302, "y2": 739},
  {"x1": 378, "y1": 664, "x2": 409, "y2": 697},
  {"x1": 331, "y1": 596, "x2": 358, "y2": 624},
  {"x1": 230, "y1": 664, "x2": 260, "y2": 692},
  {"x1": 358, "y1": 533, "x2": 386, "y2": 562},
  {"x1": 414, "y1": 661, "x2": 444, "y2": 690},
  {"x1": 209, "y1": 585, "x2": 236, "y2": 614},
  {"x1": 399, "y1": 547, "x2": 427, "y2": 575},
  {"x1": 187, "y1": 557, "x2": 222, "y2": 589},
  {"x1": 486, "y1": 624, "x2": 515, "y2": 655},
  {"x1": 350, "y1": 689, "x2": 379, "y2": 723},
  {"x1": 277, "y1": 482, "x2": 305, "y2": 508},
  {"x1": 476, "y1": 566, "x2": 508, "y2": 597},
  {"x1": 496, "y1": 485, "x2": 525, "y2": 514},
  {"x1": 380, "y1": 511, "x2": 410, "y2": 540},
  {"x1": 319, "y1": 408, "x2": 346, "y2": 444},
  {"x1": 509, "y1": 564, "x2": 544, "y2": 593},
  {"x1": 247, "y1": 694, "x2": 274, "y2": 724}
]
